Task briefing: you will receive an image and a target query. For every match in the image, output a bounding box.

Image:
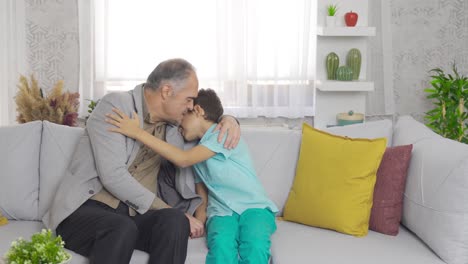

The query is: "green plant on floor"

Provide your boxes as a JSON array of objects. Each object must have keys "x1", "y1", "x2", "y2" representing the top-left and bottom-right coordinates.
[
  {"x1": 326, "y1": 4, "x2": 339, "y2": 16},
  {"x1": 424, "y1": 63, "x2": 468, "y2": 143}
]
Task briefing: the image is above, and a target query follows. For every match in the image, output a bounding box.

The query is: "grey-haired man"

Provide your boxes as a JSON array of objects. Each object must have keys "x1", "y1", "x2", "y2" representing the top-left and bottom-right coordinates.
[{"x1": 43, "y1": 58, "x2": 240, "y2": 264}]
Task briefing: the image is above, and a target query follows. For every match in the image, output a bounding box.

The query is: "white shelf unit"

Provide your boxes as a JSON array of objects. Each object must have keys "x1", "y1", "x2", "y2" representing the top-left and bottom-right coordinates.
[
  {"x1": 314, "y1": 0, "x2": 374, "y2": 129},
  {"x1": 317, "y1": 26, "x2": 376, "y2": 37},
  {"x1": 316, "y1": 81, "x2": 374, "y2": 92}
]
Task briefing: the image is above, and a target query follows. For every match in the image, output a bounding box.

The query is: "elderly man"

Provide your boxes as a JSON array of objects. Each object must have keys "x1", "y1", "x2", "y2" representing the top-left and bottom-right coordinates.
[{"x1": 43, "y1": 58, "x2": 240, "y2": 264}]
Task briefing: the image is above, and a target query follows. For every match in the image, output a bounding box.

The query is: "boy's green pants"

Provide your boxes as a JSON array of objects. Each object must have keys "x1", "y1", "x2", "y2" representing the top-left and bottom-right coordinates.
[{"x1": 205, "y1": 208, "x2": 277, "y2": 264}]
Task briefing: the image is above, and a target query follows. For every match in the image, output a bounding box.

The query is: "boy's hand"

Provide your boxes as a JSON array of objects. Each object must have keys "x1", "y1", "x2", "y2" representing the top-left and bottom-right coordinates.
[
  {"x1": 106, "y1": 108, "x2": 143, "y2": 139},
  {"x1": 214, "y1": 115, "x2": 240, "y2": 149},
  {"x1": 185, "y1": 213, "x2": 205, "y2": 238}
]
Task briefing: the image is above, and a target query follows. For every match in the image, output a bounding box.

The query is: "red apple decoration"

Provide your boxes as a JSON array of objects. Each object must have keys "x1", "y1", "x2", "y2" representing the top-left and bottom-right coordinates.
[{"x1": 345, "y1": 11, "x2": 358, "y2": 27}]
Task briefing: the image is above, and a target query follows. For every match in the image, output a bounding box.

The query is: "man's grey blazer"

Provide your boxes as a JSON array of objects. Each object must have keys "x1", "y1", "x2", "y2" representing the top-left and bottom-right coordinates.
[{"x1": 43, "y1": 84, "x2": 201, "y2": 230}]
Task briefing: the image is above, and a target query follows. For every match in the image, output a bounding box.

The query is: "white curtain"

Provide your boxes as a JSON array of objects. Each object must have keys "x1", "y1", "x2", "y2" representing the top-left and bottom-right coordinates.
[
  {"x1": 0, "y1": 0, "x2": 27, "y2": 126},
  {"x1": 81, "y1": 0, "x2": 316, "y2": 118},
  {"x1": 78, "y1": 0, "x2": 94, "y2": 117},
  {"x1": 366, "y1": 0, "x2": 395, "y2": 115}
]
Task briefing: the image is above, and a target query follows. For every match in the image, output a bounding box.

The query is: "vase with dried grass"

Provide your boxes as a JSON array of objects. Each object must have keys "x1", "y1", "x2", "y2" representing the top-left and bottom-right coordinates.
[{"x1": 15, "y1": 75, "x2": 80, "y2": 127}]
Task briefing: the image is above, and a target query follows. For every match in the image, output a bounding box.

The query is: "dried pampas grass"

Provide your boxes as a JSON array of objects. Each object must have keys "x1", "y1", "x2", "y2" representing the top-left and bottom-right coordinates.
[{"x1": 15, "y1": 75, "x2": 80, "y2": 126}]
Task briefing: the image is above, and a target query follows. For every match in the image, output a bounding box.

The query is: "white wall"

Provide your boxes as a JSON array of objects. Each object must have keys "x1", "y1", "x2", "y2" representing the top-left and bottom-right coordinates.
[{"x1": 389, "y1": 0, "x2": 468, "y2": 121}]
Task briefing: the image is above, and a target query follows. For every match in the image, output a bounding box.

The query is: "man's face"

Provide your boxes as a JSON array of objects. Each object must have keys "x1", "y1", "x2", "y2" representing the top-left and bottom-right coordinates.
[{"x1": 162, "y1": 71, "x2": 198, "y2": 125}]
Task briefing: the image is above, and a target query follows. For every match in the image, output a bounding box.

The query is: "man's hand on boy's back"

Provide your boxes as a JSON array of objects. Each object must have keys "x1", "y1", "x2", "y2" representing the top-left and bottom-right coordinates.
[
  {"x1": 185, "y1": 213, "x2": 205, "y2": 238},
  {"x1": 214, "y1": 115, "x2": 241, "y2": 149}
]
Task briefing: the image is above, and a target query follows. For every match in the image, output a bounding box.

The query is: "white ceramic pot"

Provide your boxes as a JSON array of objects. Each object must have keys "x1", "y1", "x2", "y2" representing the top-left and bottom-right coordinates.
[{"x1": 326, "y1": 16, "x2": 336, "y2": 27}]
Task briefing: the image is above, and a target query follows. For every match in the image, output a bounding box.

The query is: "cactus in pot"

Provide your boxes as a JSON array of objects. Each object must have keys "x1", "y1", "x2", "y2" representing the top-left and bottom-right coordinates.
[
  {"x1": 336, "y1": 66, "x2": 353, "y2": 81},
  {"x1": 326, "y1": 52, "x2": 340, "y2": 80},
  {"x1": 346, "y1": 48, "x2": 361, "y2": 80}
]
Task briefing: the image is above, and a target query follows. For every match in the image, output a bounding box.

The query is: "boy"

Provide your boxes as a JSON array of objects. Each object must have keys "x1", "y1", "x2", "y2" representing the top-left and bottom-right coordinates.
[{"x1": 106, "y1": 89, "x2": 278, "y2": 264}]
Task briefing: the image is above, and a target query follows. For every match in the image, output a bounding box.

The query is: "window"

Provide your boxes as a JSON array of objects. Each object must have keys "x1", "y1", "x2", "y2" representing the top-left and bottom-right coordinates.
[{"x1": 88, "y1": 0, "x2": 316, "y2": 118}]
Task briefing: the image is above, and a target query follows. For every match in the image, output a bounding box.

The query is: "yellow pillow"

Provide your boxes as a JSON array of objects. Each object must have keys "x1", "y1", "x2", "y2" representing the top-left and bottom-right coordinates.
[
  {"x1": 0, "y1": 212, "x2": 8, "y2": 226},
  {"x1": 283, "y1": 123, "x2": 387, "y2": 237}
]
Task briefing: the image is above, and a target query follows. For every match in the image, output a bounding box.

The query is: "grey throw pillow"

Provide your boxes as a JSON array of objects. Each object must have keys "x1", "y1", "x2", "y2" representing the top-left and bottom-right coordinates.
[
  {"x1": 0, "y1": 121, "x2": 42, "y2": 220},
  {"x1": 395, "y1": 116, "x2": 468, "y2": 264},
  {"x1": 38, "y1": 121, "x2": 84, "y2": 218}
]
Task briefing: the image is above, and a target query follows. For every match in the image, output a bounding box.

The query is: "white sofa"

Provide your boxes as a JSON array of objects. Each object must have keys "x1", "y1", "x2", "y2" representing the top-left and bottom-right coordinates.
[{"x1": 2, "y1": 115, "x2": 466, "y2": 264}]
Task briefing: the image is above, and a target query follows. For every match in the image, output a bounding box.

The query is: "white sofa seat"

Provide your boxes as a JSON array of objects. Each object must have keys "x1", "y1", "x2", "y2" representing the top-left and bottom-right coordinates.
[
  {"x1": 185, "y1": 218, "x2": 446, "y2": 264},
  {"x1": 271, "y1": 220, "x2": 444, "y2": 264},
  {"x1": 186, "y1": 238, "x2": 208, "y2": 264}
]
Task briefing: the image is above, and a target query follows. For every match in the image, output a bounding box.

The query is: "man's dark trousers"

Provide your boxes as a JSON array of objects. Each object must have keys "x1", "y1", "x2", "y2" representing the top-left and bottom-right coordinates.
[{"x1": 56, "y1": 200, "x2": 190, "y2": 264}]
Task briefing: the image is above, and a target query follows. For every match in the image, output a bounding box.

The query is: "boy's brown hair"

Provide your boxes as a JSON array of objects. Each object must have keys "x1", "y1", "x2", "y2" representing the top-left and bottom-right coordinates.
[{"x1": 194, "y1": 89, "x2": 224, "y2": 123}]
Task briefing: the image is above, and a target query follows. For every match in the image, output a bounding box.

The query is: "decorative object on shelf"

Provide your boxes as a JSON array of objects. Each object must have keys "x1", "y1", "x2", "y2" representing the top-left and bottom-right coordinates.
[
  {"x1": 346, "y1": 48, "x2": 362, "y2": 80},
  {"x1": 336, "y1": 66, "x2": 353, "y2": 81},
  {"x1": 15, "y1": 75, "x2": 80, "y2": 127},
  {"x1": 326, "y1": 52, "x2": 340, "y2": 80},
  {"x1": 3, "y1": 229, "x2": 72, "y2": 264},
  {"x1": 337, "y1": 110, "x2": 364, "y2": 126},
  {"x1": 424, "y1": 63, "x2": 467, "y2": 143},
  {"x1": 326, "y1": 4, "x2": 338, "y2": 27},
  {"x1": 345, "y1": 11, "x2": 358, "y2": 27}
]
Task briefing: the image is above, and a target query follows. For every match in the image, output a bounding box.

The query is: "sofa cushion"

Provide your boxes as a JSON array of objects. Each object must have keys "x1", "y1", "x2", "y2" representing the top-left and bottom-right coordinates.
[
  {"x1": 394, "y1": 116, "x2": 468, "y2": 264},
  {"x1": 242, "y1": 127, "x2": 301, "y2": 214},
  {"x1": 325, "y1": 119, "x2": 393, "y2": 147},
  {"x1": 38, "y1": 121, "x2": 84, "y2": 218},
  {"x1": 392, "y1": 116, "x2": 441, "y2": 147},
  {"x1": 187, "y1": 237, "x2": 209, "y2": 264},
  {"x1": 129, "y1": 250, "x2": 149, "y2": 264},
  {"x1": 283, "y1": 123, "x2": 387, "y2": 237},
  {"x1": 0, "y1": 121, "x2": 42, "y2": 220},
  {"x1": 271, "y1": 220, "x2": 444, "y2": 264},
  {"x1": 369, "y1": 145, "x2": 413, "y2": 236}
]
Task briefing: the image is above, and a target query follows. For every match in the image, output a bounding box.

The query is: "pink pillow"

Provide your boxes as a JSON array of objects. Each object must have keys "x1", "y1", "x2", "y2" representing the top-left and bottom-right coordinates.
[{"x1": 369, "y1": 144, "x2": 413, "y2": 236}]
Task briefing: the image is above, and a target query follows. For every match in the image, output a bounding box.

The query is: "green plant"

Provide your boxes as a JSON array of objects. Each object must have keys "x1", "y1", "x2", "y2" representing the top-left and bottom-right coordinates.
[
  {"x1": 327, "y1": 4, "x2": 339, "y2": 16},
  {"x1": 86, "y1": 99, "x2": 100, "y2": 115},
  {"x1": 4, "y1": 229, "x2": 71, "y2": 264},
  {"x1": 424, "y1": 63, "x2": 468, "y2": 143}
]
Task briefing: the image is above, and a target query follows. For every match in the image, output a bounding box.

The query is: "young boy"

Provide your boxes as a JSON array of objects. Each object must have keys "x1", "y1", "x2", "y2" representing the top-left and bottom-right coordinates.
[{"x1": 106, "y1": 89, "x2": 278, "y2": 264}]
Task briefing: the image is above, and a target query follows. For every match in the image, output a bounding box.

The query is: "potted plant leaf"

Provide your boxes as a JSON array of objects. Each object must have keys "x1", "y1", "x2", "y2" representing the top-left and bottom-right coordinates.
[
  {"x1": 85, "y1": 98, "x2": 100, "y2": 125},
  {"x1": 424, "y1": 63, "x2": 468, "y2": 143},
  {"x1": 326, "y1": 4, "x2": 339, "y2": 27},
  {"x1": 4, "y1": 229, "x2": 71, "y2": 264}
]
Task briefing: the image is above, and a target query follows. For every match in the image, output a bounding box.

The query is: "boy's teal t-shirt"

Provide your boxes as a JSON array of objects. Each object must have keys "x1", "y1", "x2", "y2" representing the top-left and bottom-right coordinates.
[{"x1": 193, "y1": 124, "x2": 278, "y2": 218}]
